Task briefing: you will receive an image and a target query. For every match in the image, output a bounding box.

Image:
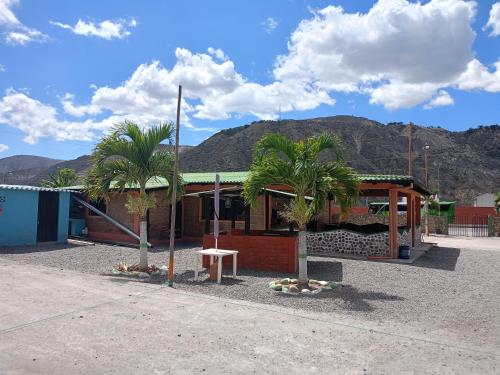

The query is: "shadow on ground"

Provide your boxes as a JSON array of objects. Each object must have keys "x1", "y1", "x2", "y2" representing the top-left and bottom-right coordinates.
[
  {"x1": 411, "y1": 246, "x2": 461, "y2": 271},
  {"x1": 0, "y1": 243, "x2": 81, "y2": 254},
  {"x1": 279, "y1": 284, "x2": 404, "y2": 312}
]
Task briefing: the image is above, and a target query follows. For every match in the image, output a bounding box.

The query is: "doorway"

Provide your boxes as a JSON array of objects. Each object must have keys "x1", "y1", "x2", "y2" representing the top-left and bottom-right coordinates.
[{"x1": 37, "y1": 191, "x2": 59, "y2": 242}]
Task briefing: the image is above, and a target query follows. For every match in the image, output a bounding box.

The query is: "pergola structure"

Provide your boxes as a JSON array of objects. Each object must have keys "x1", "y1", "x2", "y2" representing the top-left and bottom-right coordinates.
[
  {"x1": 189, "y1": 174, "x2": 429, "y2": 259},
  {"x1": 357, "y1": 176, "x2": 428, "y2": 257}
]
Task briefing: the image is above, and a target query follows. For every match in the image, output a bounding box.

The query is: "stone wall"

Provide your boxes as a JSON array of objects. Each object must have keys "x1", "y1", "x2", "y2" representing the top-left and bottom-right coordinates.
[
  {"x1": 307, "y1": 227, "x2": 419, "y2": 259},
  {"x1": 493, "y1": 215, "x2": 500, "y2": 237},
  {"x1": 337, "y1": 213, "x2": 408, "y2": 226},
  {"x1": 306, "y1": 230, "x2": 390, "y2": 257},
  {"x1": 427, "y1": 215, "x2": 448, "y2": 234}
]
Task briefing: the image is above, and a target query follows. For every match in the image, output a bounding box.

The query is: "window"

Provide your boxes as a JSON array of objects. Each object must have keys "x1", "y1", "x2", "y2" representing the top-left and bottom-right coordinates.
[
  {"x1": 88, "y1": 199, "x2": 107, "y2": 216},
  {"x1": 201, "y1": 197, "x2": 246, "y2": 221}
]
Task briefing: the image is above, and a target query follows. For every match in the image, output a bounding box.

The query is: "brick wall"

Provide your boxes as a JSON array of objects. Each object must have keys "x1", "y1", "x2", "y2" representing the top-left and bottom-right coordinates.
[
  {"x1": 148, "y1": 190, "x2": 170, "y2": 241},
  {"x1": 202, "y1": 231, "x2": 298, "y2": 273},
  {"x1": 86, "y1": 192, "x2": 139, "y2": 243},
  {"x1": 182, "y1": 196, "x2": 203, "y2": 238}
]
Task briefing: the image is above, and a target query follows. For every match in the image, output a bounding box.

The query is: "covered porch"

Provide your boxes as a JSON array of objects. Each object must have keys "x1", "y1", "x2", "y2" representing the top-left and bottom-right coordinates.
[{"x1": 191, "y1": 176, "x2": 429, "y2": 272}]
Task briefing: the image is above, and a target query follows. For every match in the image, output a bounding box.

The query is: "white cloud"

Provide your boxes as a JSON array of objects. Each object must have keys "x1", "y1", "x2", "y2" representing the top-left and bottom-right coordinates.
[
  {"x1": 0, "y1": 143, "x2": 8, "y2": 153},
  {"x1": 368, "y1": 81, "x2": 442, "y2": 110},
  {"x1": 262, "y1": 17, "x2": 278, "y2": 33},
  {"x1": 485, "y1": 2, "x2": 500, "y2": 36},
  {"x1": 0, "y1": 46, "x2": 332, "y2": 144},
  {"x1": 0, "y1": 64, "x2": 5, "y2": 72},
  {"x1": 423, "y1": 90, "x2": 454, "y2": 110},
  {"x1": 456, "y1": 59, "x2": 500, "y2": 92},
  {"x1": 0, "y1": 89, "x2": 96, "y2": 144},
  {"x1": 207, "y1": 47, "x2": 228, "y2": 61},
  {"x1": 50, "y1": 18, "x2": 136, "y2": 40},
  {"x1": 60, "y1": 93, "x2": 101, "y2": 117},
  {"x1": 0, "y1": 0, "x2": 48, "y2": 45},
  {"x1": 66, "y1": 47, "x2": 331, "y2": 122},
  {"x1": 274, "y1": 0, "x2": 477, "y2": 109}
]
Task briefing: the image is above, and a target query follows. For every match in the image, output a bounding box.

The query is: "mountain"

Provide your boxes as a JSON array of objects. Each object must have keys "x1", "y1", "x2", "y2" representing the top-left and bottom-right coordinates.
[
  {"x1": 0, "y1": 155, "x2": 61, "y2": 184},
  {"x1": 178, "y1": 116, "x2": 499, "y2": 203},
  {"x1": 1, "y1": 116, "x2": 498, "y2": 203}
]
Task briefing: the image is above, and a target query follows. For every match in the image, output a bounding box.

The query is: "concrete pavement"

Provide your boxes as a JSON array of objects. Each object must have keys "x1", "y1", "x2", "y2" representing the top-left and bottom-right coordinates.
[{"x1": 0, "y1": 258, "x2": 498, "y2": 374}]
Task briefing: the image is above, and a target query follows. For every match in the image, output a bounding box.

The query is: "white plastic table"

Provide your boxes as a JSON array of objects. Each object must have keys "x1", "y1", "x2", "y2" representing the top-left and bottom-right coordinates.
[{"x1": 194, "y1": 248, "x2": 238, "y2": 284}]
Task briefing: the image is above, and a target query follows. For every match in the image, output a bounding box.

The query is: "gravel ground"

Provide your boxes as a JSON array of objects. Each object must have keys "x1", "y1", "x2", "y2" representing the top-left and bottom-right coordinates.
[{"x1": 1, "y1": 239, "x2": 499, "y2": 343}]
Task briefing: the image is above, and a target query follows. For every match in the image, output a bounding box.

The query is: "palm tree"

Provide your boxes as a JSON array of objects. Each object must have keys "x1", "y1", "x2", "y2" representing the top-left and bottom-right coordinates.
[
  {"x1": 40, "y1": 167, "x2": 78, "y2": 188},
  {"x1": 242, "y1": 132, "x2": 359, "y2": 285},
  {"x1": 85, "y1": 120, "x2": 183, "y2": 270}
]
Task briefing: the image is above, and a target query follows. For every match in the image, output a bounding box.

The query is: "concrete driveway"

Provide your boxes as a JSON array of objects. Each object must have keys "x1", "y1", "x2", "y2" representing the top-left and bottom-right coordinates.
[{"x1": 0, "y1": 256, "x2": 498, "y2": 374}]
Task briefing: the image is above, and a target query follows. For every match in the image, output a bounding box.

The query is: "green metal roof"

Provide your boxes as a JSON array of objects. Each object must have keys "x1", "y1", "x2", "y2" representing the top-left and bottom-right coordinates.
[
  {"x1": 66, "y1": 172, "x2": 426, "y2": 192},
  {"x1": 0, "y1": 184, "x2": 75, "y2": 193},
  {"x1": 358, "y1": 174, "x2": 413, "y2": 183}
]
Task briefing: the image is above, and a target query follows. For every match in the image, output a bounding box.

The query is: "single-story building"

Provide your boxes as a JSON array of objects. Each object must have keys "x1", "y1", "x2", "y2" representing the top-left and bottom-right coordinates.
[
  {"x1": 69, "y1": 172, "x2": 429, "y2": 271},
  {"x1": 473, "y1": 193, "x2": 496, "y2": 208},
  {"x1": 0, "y1": 185, "x2": 71, "y2": 246}
]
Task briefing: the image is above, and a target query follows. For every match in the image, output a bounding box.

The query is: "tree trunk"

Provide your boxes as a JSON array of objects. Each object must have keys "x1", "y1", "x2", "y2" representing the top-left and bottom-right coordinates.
[
  {"x1": 298, "y1": 229, "x2": 308, "y2": 284},
  {"x1": 139, "y1": 219, "x2": 148, "y2": 270}
]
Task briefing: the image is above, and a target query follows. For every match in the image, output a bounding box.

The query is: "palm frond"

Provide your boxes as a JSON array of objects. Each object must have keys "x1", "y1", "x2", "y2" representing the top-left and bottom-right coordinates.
[
  {"x1": 307, "y1": 132, "x2": 345, "y2": 162},
  {"x1": 253, "y1": 133, "x2": 298, "y2": 163}
]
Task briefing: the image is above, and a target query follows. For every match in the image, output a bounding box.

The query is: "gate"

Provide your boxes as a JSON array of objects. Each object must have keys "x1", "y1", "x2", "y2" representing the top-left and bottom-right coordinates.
[{"x1": 448, "y1": 215, "x2": 489, "y2": 237}]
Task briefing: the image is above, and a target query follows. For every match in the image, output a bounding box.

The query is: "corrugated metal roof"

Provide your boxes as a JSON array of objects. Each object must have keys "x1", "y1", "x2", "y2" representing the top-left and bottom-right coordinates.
[
  {"x1": 66, "y1": 172, "x2": 420, "y2": 190},
  {"x1": 0, "y1": 184, "x2": 75, "y2": 193},
  {"x1": 358, "y1": 174, "x2": 413, "y2": 183}
]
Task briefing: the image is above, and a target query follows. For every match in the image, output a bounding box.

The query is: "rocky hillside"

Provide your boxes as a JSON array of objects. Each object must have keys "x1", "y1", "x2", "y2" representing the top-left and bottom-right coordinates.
[
  {"x1": 178, "y1": 116, "x2": 499, "y2": 202},
  {"x1": 0, "y1": 155, "x2": 61, "y2": 184},
  {"x1": 1, "y1": 116, "x2": 498, "y2": 203}
]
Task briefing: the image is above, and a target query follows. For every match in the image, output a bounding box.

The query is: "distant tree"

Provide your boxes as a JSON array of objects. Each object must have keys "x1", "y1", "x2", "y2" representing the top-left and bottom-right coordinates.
[
  {"x1": 84, "y1": 121, "x2": 183, "y2": 270},
  {"x1": 495, "y1": 192, "x2": 500, "y2": 213},
  {"x1": 243, "y1": 132, "x2": 359, "y2": 286},
  {"x1": 40, "y1": 168, "x2": 78, "y2": 188}
]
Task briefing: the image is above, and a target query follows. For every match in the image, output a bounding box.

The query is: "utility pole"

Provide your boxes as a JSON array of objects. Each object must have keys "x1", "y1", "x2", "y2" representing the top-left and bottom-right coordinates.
[
  {"x1": 168, "y1": 85, "x2": 182, "y2": 287},
  {"x1": 424, "y1": 143, "x2": 430, "y2": 236},
  {"x1": 408, "y1": 122, "x2": 413, "y2": 176}
]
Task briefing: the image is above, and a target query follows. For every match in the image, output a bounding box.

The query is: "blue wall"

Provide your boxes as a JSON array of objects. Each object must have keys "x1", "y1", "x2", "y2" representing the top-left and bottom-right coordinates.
[
  {"x1": 0, "y1": 189, "x2": 39, "y2": 246},
  {"x1": 0, "y1": 189, "x2": 70, "y2": 246},
  {"x1": 58, "y1": 191, "x2": 70, "y2": 242}
]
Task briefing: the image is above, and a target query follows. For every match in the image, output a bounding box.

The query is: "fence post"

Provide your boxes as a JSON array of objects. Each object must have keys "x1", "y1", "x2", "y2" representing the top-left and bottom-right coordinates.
[{"x1": 488, "y1": 215, "x2": 494, "y2": 237}]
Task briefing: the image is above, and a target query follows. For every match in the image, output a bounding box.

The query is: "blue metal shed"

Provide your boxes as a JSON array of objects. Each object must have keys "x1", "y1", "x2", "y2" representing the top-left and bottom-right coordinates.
[{"x1": 0, "y1": 185, "x2": 71, "y2": 246}]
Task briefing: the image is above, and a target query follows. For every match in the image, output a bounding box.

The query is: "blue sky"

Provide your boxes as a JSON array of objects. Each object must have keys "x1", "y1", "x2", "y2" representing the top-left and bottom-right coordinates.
[{"x1": 0, "y1": 0, "x2": 499, "y2": 160}]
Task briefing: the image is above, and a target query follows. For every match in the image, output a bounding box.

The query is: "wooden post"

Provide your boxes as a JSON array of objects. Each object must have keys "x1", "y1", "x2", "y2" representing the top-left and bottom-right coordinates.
[
  {"x1": 406, "y1": 192, "x2": 413, "y2": 247},
  {"x1": 412, "y1": 194, "x2": 416, "y2": 247},
  {"x1": 264, "y1": 191, "x2": 269, "y2": 230},
  {"x1": 416, "y1": 195, "x2": 421, "y2": 226},
  {"x1": 168, "y1": 85, "x2": 182, "y2": 287},
  {"x1": 424, "y1": 144, "x2": 430, "y2": 236},
  {"x1": 408, "y1": 122, "x2": 413, "y2": 177},
  {"x1": 244, "y1": 205, "x2": 251, "y2": 234},
  {"x1": 203, "y1": 196, "x2": 210, "y2": 234},
  {"x1": 389, "y1": 189, "x2": 398, "y2": 258}
]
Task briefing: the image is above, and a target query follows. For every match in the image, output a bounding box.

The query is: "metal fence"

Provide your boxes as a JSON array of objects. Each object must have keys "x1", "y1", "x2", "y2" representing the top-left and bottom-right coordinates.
[{"x1": 448, "y1": 215, "x2": 489, "y2": 237}]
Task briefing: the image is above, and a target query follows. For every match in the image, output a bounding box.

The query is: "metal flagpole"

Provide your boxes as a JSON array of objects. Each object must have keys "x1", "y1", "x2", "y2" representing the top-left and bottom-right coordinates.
[{"x1": 168, "y1": 85, "x2": 182, "y2": 287}]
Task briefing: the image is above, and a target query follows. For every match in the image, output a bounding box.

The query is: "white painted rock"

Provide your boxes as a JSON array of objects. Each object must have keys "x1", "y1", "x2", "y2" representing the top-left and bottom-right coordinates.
[{"x1": 301, "y1": 289, "x2": 311, "y2": 294}]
